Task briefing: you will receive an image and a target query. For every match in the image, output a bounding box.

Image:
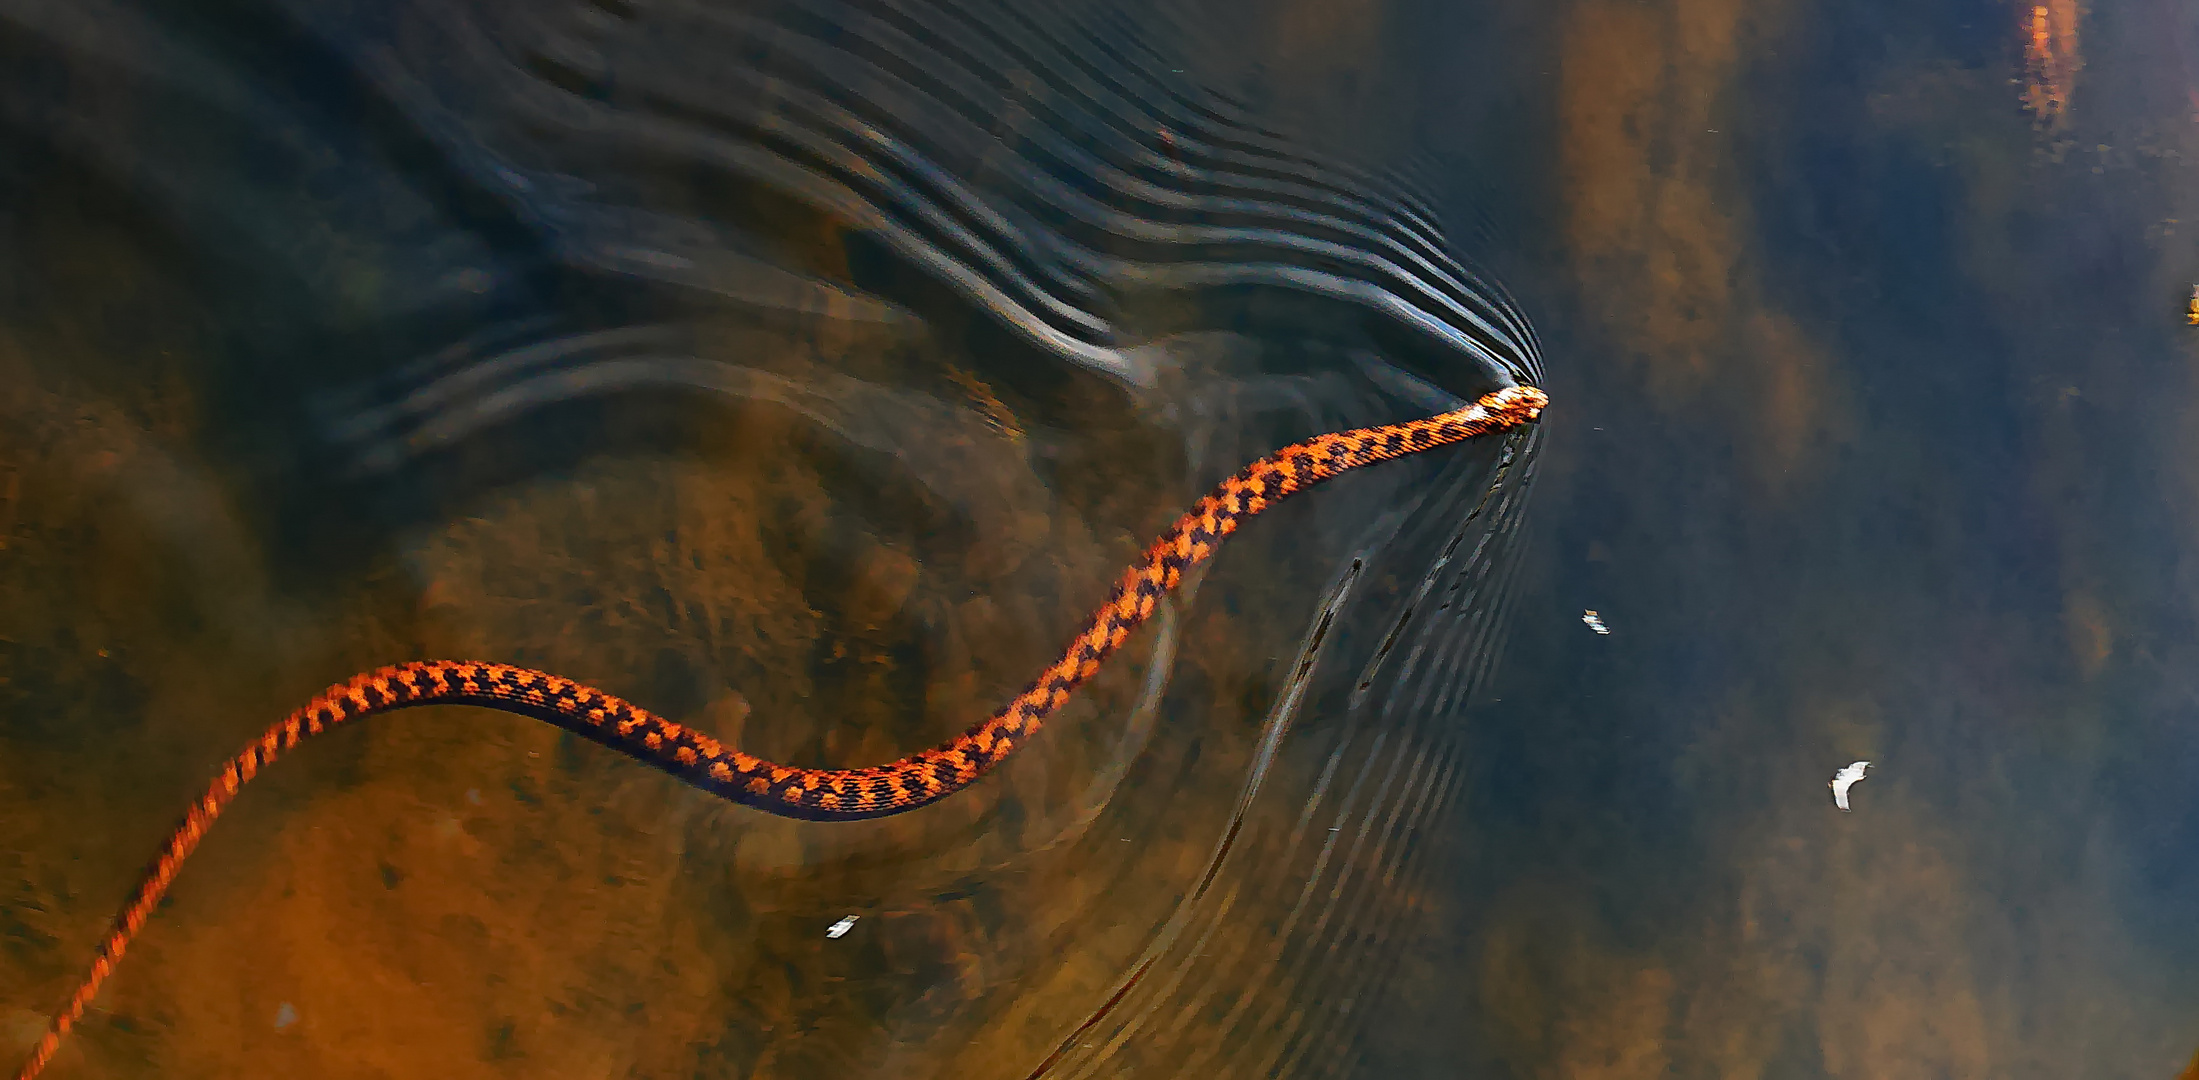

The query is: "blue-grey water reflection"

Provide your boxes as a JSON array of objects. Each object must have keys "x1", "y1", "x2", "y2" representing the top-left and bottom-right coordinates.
[
  {"x1": 6, "y1": 0, "x2": 2199, "y2": 1076},
  {"x1": 1364, "y1": 0, "x2": 2199, "y2": 1076}
]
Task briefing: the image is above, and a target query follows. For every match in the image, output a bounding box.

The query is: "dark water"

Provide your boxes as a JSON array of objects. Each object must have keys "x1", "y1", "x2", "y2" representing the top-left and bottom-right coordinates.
[{"x1": 3, "y1": 0, "x2": 2196, "y2": 1077}]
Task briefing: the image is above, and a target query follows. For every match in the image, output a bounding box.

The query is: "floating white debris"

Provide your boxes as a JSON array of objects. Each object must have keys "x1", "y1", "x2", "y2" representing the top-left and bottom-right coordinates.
[
  {"x1": 826, "y1": 915, "x2": 859, "y2": 939},
  {"x1": 1829, "y1": 761, "x2": 1871, "y2": 812},
  {"x1": 1582, "y1": 610, "x2": 1611, "y2": 635}
]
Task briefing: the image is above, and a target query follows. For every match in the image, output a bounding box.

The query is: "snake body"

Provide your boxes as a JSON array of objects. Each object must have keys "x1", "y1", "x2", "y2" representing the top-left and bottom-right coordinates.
[{"x1": 11, "y1": 384, "x2": 1545, "y2": 1080}]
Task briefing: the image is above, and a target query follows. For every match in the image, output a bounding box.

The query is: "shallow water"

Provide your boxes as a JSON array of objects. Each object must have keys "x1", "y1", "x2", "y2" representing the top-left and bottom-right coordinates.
[
  {"x1": 1367, "y1": 0, "x2": 2199, "y2": 1076},
  {"x1": 6, "y1": 0, "x2": 2199, "y2": 1077},
  {"x1": 0, "y1": 0, "x2": 1534, "y2": 1076}
]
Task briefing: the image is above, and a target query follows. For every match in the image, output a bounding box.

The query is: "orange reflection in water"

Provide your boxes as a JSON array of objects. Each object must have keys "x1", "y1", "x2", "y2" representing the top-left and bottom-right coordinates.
[{"x1": 2020, "y1": 1, "x2": 2082, "y2": 127}]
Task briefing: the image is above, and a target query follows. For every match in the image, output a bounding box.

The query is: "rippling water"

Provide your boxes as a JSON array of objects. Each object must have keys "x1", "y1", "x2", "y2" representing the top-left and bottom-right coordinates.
[
  {"x1": 0, "y1": 0, "x2": 1540, "y2": 1076},
  {"x1": 16, "y1": 0, "x2": 2199, "y2": 1076}
]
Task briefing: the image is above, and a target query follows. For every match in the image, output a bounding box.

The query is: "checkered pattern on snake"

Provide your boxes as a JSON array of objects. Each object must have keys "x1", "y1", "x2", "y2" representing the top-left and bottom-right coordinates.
[{"x1": 11, "y1": 384, "x2": 1544, "y2": 1080}]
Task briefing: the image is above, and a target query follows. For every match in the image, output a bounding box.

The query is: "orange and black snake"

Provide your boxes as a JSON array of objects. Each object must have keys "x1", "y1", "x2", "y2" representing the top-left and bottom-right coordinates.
[{"x1": 9, "y1": 384, "x2": 1546, "y2": 1080}]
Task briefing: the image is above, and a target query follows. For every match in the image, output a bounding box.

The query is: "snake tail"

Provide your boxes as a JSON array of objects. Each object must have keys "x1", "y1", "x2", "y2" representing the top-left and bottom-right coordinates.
[{"x1": 11, "y1": 383, "x2": 1543, "y2": 1080}]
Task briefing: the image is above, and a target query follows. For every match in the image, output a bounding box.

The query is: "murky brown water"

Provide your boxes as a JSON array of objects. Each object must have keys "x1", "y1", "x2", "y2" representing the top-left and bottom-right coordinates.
[
  {"x1": 10, "y1": 0, "x2": 2199, "y2": 1077},
  {"x1": 0, "y1": 1, "x2": 1534, "y2": 1075}
]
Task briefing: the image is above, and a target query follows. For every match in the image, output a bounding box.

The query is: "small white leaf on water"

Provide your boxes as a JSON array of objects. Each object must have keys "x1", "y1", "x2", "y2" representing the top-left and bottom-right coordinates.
[
  {"x1": 1829, "y1": 761, "x2": 1871, "y2": 812},
  {"x1": 826, "y1": 915, "x2": 859, "y2": 939}
]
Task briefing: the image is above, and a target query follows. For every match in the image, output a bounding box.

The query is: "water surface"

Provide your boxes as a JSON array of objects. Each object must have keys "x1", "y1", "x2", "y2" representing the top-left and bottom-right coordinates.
[{"x1": 7, "y1": 0, "x2": 2199, "y2": 1077}]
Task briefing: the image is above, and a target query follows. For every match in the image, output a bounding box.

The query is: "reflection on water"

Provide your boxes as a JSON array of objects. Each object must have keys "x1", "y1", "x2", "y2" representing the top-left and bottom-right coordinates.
[
  {"x1": 12, "y1": 0, "x2": 2199, "y2": 1074},
  {"x1": 2021, "y1": 0, "x2": 2082, "y2": 127},
  {"x1": 1373, "y1": 0, "x2": 2199, "y2": 1076},
  {"x1": 0, "y1": 0, "x2": 1537, "y2": 1076}
]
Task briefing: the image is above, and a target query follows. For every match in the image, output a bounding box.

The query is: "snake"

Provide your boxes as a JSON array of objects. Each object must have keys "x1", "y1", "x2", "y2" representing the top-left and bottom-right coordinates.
[{"x1": 10, "y1": 384, "x2": 1545, "y2": 1080}]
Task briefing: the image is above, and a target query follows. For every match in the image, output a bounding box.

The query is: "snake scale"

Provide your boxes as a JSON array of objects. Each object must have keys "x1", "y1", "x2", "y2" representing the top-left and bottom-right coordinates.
[{"x1": 11, "y1": 384, "x2": 1546, "y2": 1079}]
